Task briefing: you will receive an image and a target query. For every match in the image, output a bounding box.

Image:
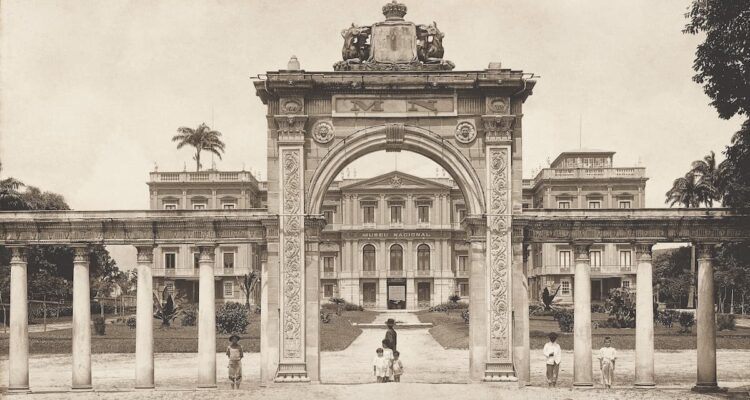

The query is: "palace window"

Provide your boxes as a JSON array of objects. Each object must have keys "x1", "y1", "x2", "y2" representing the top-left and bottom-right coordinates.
[
  {"x1": 619, "y1": 250, "x2": 633, "y2": 267},
  {"x1": 457, "y1": 207, "x2": 467, "y2": 222},
  {"x1": 418, "y1": 205, "x2": 430, "y2": 224},
  {"x1": 390, "y1": 205, "x2": 402, "y2": 224},
  {"x1": 459, "y1": 283, "x2": 469, "y2": 297},
  {"x1": 561, "y1": 280, "x2": 571, "y2": 295},
  {"x1": 193, "y1": 203, "x2": 206, "y2": 210},
  {"x1": 222, "y1": 203, "x2": 236, "y2": 210},
  {"x1": 323, "y1": 284, "x2": 334, "y2": 298},
  {"x1": 588, "y1": 200, "x2": 601, "y2": 209},
  {"x1": 223, "y1": 281, "x2": 234, "y2": 298},
  {"x1": 458, "y1": 255, "x2": 468, "y2": 272},
  {"x1": 164, "y1": 253, "x2": 176, "y2": 269},
  {"x1": 362, "y1": 244, "x2": 376, "y2": 271},
  {"x1": 223, "y1": 252, "x2": 235, "y2": 269},
  {"x1": 589, "y1": 250, "x2": 602, "y2": 267},
  {"x1": 363, "y1": 206, "x2": 375, "y2": 224},
  {"x1": 557, "y1": 201, "x2": 571, "y2": 209},
  {"x1": 164, "y1": 203, "x2": 177, "y2": 210},
  {"x1": 558, "y1": 250, "x2": 571, "y2": 268},
  {"x1": 417, "y1": 244, "x2": 430, "y2": 271},
  {"x1": 323, "y1": 210, "x2": 334, "y2": 225},
  {"x1": 323, "y1": 256, "x2": 335, "y2": 272},
  {"x1": 390, "y1": 244, "x2": 403, "y2": 271},
  {"x1": 622, "y1": 280, "x2": 631, "y2": 289},
  {"x1": 619, "y1": 200, "x2": 632, "y2": 209}
]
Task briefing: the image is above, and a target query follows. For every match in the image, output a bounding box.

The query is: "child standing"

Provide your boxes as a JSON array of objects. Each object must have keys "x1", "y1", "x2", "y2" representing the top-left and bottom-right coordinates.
[
  {"x1": 226, "y1": 335, "x2": 244, "y2": 389},
  {"x1": 372, "y1": 348, "x2": 388, "y2": 383},
  {"x1": 543, "y1": 332, "x2": 562, "y2": 387},
  {"x1": 391, "y1": 351, "x2": 404, "y2": 382},
  {"x1": 598, "y1": 336, "x2": 617, "y2": 389},
  {"x1": 381, "y1": 339, "x2": 394, "y2": 382}
]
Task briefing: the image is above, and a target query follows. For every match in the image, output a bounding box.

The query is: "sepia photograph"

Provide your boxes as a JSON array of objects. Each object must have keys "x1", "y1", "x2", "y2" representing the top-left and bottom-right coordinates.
[{"x1": 1, "y1": 1, "x2": 749, "y2": 399}]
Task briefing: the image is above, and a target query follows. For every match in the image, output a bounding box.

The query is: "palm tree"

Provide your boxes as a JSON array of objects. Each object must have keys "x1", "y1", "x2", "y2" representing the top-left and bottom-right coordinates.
[
  {"x1": 171, "y1": 123, "x2": 226, "y2": 171},
  {"x1": 665, "y1": 172, "x2": 703, "y2": 208},
  {"x1": 690, "y1": 151, "x2": 724, "y2": 207}
]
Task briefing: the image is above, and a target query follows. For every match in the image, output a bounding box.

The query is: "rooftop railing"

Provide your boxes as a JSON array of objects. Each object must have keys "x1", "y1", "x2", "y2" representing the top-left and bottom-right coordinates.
[
  {"x1": 528, "y1": 167, "x2": 646, "y2": 188},
  {"x1": 149, "y1": 171, "x2": 258, "y2": 184}
]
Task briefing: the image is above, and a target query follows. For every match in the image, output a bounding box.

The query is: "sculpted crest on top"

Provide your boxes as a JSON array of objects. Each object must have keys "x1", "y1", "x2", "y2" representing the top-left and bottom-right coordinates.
[{"x1": 334, "y1": 1, "x2": 455, "y2": 71}]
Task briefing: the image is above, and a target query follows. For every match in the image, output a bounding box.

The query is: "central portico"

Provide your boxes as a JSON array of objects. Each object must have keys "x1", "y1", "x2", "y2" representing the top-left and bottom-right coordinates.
[{"x1": 254, "y1": 1, "x2": 534, "y2": 383}]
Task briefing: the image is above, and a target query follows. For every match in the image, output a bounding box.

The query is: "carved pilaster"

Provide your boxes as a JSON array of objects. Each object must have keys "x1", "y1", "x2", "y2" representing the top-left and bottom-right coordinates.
[
  {"x1": 276, "y1": 146, "x2": 309, "y2": 382},
  {"x1": 481, "y1": 115, "x2": 516, "y2": 144},
  {"x1": 484, "y1": 145, "x2": 514, "y2": 381}
]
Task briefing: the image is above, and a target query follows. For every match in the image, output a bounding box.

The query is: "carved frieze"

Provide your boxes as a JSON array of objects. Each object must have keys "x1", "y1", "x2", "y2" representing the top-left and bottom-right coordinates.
[
  {"x1": 454, "y1": 121, "x2": 477, "y2": 144},
  {"x1": 312, "y1": 120, "x2": 335, "y2": 144},
  {"x1": 486, "y1": 147, "x2": 511, "y2": 362}
]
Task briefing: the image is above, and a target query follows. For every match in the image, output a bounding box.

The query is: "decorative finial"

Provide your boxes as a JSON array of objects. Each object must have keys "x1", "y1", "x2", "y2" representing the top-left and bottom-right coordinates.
[
  {"x1": 154, "y1": 162, "x2": 158, "y2": 172},
  {"x1": 287, "y1": 55, "x2": 300, "y2": 70},
  {"x1": 382, "y1": 0, "x2": 407, "y2": 21}
]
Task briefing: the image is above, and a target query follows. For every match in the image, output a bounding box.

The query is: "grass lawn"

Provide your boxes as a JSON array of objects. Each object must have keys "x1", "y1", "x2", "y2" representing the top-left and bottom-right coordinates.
[
  {"x1": 0, "y1": 310, "x2": 378, "y2": 355},
  {"x1": 417, "y1": 311, "x2": 750, "y2": 351}
]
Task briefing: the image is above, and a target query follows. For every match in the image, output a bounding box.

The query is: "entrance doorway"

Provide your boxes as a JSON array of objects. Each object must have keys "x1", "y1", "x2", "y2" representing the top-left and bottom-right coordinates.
[
  {"x1": 417, "y1": 282, "x2": 431, "y2": 308},
  {"x1": 362, "y1": 282, "x2": 376, "y2": 308},
  {"x1": 592, "y1": 279, "x2": 603, "y2": 301},
  {"x1": 387, "y1": 279, "x2": 406, "y2": 309}
]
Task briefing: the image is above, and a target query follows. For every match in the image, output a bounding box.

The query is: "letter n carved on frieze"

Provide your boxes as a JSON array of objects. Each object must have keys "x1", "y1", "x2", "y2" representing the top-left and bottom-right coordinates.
[
  {"x1": 486, "y1": 146, "x2": 512, "y2": 363},
  {"x1": 279, "y1": 148, "x2": 306, "y2": 367}
]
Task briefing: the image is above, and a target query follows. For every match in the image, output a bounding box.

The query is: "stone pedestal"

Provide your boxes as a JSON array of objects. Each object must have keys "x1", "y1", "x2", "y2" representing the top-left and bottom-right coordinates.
[
  {"x1": 71, "y1": 245, "x2": 92, "y2": 390},
  {"x1": 634, "y1": 243, "x2": 655, "y2": 387},
  {"x1": 572, "y1": 242, "x2": 593, "y2": 387},
  {"x1": 8, "y1": 246, "x2": 29, "y2": 392},
  {"x1": 197, "y1": 245, "x2": 217, "y2": 388},
  {"x1": 135, "y1": 245, "x2": 155, "y2": 389},
  {"x1": 693, "y1": 243, "x2": 718, "y2": 392}
]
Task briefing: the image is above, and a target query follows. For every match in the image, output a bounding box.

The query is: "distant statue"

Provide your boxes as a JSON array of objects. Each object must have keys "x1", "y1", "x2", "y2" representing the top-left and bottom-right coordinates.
[
  {"x1": 341, "y1": 24, "x2": 371, "y2": 63},
  {"x1": 417, "y1": 22, "x2": 445, "y2": 63}
]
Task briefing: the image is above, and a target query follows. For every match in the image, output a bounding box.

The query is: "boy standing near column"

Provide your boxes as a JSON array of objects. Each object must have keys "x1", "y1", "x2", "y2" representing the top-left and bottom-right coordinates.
[{"x1": 543, "y1": 332, "x2": 561, "y2": 387}]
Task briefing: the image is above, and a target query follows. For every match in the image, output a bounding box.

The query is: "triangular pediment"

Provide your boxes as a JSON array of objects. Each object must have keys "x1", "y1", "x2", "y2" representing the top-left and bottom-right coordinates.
[{"x1": 340, "y1": 171, "x2": 451, "y2": 192}]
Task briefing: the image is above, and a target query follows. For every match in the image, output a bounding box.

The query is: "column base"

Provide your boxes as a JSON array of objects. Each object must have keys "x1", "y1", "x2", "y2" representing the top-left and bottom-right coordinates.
[
  {"x1": 634, "y1": 382, "x2": 656, "y2": 388},
  {"x1": 7, "y1": 387, "x2": 30, "y2": 395},
  {"x1": 274, "y1": 363, "x2": 310, "y2": 383},
  {"x1": 71, "y1": 385, "x2": 93, "y2": 391},
  {"x1": 691, "y1": 383, "x2": 725, "y2": 393},
  {"x1": 135, "y1": 385, "x2": 155, "y2": 390},
  {"x1": 483, "y1": 362, "x2": 517, "y2": 382},
  {"x1": 573, "y1": 382, "x2": 594, "y2": 387}
]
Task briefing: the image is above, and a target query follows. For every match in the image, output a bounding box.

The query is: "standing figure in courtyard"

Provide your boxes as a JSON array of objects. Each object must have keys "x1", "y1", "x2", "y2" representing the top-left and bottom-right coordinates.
[
  {"x1": 372, "y1": 348, "x2": 389, "y2": 383},
  {"x1": 385, "y1": 318, "x2": 398, "y2": 352},
  {"x1": 391, "y1": 351, "x2": 404, "y2": 382},
  {"x1": 381, "y1": 339, "x2": 394, "y2": 382},
  {"x1": 598, "y1": 336, "x2": 617, "y2": 389},
  {"x1": 226, "y1": 335, "x2": 244, "y2": 389},
  {"x1": 543, "y1": 332, "x2": 562, "y2": 387}
]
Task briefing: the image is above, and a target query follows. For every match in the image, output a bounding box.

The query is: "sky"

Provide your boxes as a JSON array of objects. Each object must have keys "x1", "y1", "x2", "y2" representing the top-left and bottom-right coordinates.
[{"x1": 0, "y1": 0, "x2": 744, "y2": 265}]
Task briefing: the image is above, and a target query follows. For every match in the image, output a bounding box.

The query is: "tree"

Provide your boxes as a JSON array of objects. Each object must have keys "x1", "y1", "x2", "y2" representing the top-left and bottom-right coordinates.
[
  {"x1": 720, "y1": 121, "x2": 750, "y2": 209},
  {"x1": 541, "y1": 285, "x2": 561, "y2": 311},
  {"x1": 172, "y1": 123, "x2": 226, "y2": 171},
  {"x1": 684, "y1": 1, "x2": 750, "y2": 120},
  {"x1": 665, "y1": 171, "x2": 712, "y2": 208},
  {"x1": 237, "y1": 271, "x2": 259, "y2": 308},
  {"x1": 690, "y1": 151, "x2": 724, "y2": 207},
  {"x1": 153, "y1": 287, "x2": 181, "y2": 328},
  {"x1": 0, "y1": 161, "x2": 26, "y2": 210},
  {"x1": 653, "y1": 247, "x2": 693, "y2": 308}
]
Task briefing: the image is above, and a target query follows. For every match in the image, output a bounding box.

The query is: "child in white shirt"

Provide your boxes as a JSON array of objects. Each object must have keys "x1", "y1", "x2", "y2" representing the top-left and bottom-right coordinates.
[
  {"x1": 372, "y1": 348, "x2": 388, "y2": 383},
  {"x1": 598, "y1": 336, "x2": 617, "y2": 388},
  {"x1": 543, "y1": 332, "x2": 562, "y2": 387}
]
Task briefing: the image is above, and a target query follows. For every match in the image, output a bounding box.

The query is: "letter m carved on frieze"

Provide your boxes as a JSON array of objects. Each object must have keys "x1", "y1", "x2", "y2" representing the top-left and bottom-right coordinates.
[{"x1": 349, "y1": 100, "x2": 384, "y2": 112}]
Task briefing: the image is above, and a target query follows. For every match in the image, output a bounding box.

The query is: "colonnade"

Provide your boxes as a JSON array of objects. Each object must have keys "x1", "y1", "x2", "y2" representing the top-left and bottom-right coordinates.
[{"x1": 6, "y1": 243, "x2": 220, "y2": 392}]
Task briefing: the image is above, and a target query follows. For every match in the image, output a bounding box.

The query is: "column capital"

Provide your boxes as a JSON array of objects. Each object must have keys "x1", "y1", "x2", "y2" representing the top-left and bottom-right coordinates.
[
  {"x1": 634, "y1": 242, "x2": 654, "y2": 262},
  {"x1": 135, "y1": 245, "x2": 156, "y2": 263},
  {"x1": 462, "y1": 215, "x2": 486, "y2": 242},
  {"x1": 8, "y1": 246, "x2": 27, "y2": 264},
  {"x1": 304, "y1": 216, "x2": 327, "y2": 239},
  {"x1": 71, "y1": 245, "x2": 89, "y2": 263},
  {"x1": 197, "y1": 244, "x2": 217, "y2": 262},
  {"x1": 572, "y1": 241, "x2": 592, "y2": 260},
  {"x1": 695, "y1": 243, "x2": 717, "y2": 260}
]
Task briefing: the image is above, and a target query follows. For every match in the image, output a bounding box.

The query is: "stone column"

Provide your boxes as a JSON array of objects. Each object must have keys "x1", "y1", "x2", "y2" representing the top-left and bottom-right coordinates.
[
  {"x1": 694, "y1": 243, "x2": 718, "y2": 391},
  {"x1": 467, "y1": 236, "x2": 487, "y2": 381},
  {"x1": 512, "y1": 240, "x2": 530, "y2": 385},
  {"x1": 71, "y1": 245, "x2": 92, "y2": 390},
  {"x1": 197, "y1": 244, "x2": 217, "y2": 388},
  {"x1": 572, "y1": 242, "x2": 593, "y2": 387},
  {"x1": 135, "y1": 245, "x2": 156, "y2": 389},
  {"x1": 634, "y1": 242, "x2": 655, "y2": 387},
  {"x1": 8, "y1": 246, "x2": 29, "y2": 392}
]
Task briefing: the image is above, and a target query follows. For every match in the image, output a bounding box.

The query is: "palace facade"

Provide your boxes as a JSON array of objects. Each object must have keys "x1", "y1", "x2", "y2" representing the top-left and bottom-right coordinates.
[{"x1": 149, "y1": 148, "x2": 646, "y2": 308}]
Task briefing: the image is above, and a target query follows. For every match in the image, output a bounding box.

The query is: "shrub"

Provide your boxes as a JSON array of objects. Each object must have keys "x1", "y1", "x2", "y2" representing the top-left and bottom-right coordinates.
[
  {"x1": 215, "y1": 302, "x2": 250, "y2": 334},
  {"x1": 344, "y1": 302, "x2": 364, "y2": 311},
  {"x1": 428, "y1": 301, "x2": 468, "y2": 312},
  {"x1": 552, "y1": 309, "x2": 574, "y2": 333},
  {"x1": 461, "y1": 310, "x2": 470, "y2": 324},
  {"x1": 181, "y1": 307, "x2": 197, "y2": 327},
  {"x1": 529, "y1": 304, "x2": 556, "y2": 317},
  {"x1": 678, "y1": 311, "x2": 695, "y2": 333},
  {"x1": 604, "y1": 288, "x2": 636, "y2": 328},
  {"x1": 126, "y1": 317, "x2": 136, "y2": 329},
  {"x1": 320, "y1": 310, "x2": 331, "y2": 323},
  {"x1": 93, "y1": 316, "x2": 106, "y2": 335},
  {"x1": 591, "y1": 304, "x2": 607, "y2": 314},
  {"x1": 329, "y1": 297, "x2": 346, "y2": 315},
  {"x1": 656, "y1": 310, "x2": 678, "y2": 328},
  {"x1": 449, "y1": 294, "x2": 461, "y2": 304},
  {"x1": 91, "y1": 303, "x2": 116, "y2": 315},
  {"x1": 717, "y1": 314, "x2": 736, "y2": 331}
]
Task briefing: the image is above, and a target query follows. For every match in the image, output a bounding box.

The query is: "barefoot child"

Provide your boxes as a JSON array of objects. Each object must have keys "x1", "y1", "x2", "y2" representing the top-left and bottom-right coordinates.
[
  {"x1": 598, "y1": 336, "x2": 617, "y2": 389},
  {"x1": 381, "y1": 339, "x2": 394, "y2": 382},
  {"x1": 372, "y1": 348, "x2": 388, "y2": 383},
  {"x1": 543, "y1": 332, "x2": 561, "y2": 387},
  {"x1": 226, "y1": 335, "x2": 244, "y2": 389},
  {"x1": 391, "y1": 351, "x2": 404, "y2": 382}
]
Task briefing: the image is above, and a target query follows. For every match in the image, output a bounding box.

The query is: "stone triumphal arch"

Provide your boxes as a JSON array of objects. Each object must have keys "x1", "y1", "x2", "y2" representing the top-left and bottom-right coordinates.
[{"x1": 3, "y1": 1, "x2": 750, "y2": 393}]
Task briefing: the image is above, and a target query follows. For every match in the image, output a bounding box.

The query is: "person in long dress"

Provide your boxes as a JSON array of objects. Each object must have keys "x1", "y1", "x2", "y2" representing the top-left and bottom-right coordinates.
[
  {"x1": 226, "y1": 334, "x2": 244, "y2": 389},
  {"x1": 598, "y1": 336, "x2": 617, "y2": 389}
]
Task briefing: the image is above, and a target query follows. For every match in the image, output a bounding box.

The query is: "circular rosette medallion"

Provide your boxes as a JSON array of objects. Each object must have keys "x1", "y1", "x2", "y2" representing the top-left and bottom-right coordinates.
[
  {"x1": 312, "y1": 121, "x2": 335, "y2": 144},
  {"x1": 455, "y1": 121, "x2": 476, "y2": 144}
]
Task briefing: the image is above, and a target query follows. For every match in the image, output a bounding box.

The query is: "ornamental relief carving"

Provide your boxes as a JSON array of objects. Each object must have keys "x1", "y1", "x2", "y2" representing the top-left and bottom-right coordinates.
[
  {"x1": 487, "y1": 147, "x2": 511, "y2": 361},
  {"x1": 281, "y1": 149, "x2": 304, "y2": 360},
  {"x1": 486, "y1": 97, "x2": 510, "y2": 114},
  {"x1": 454, "y1": 121, "x2": 476, "y2": 144},
  {"x1": 482, "y1": 115, "x2": 515, "y2": 143},
  {"x1": 312, "y1": 120, "x2": 335, "y2": 144},
  {"x1": 280, "y1": 98, "x2": 303, "y2": 114}
]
